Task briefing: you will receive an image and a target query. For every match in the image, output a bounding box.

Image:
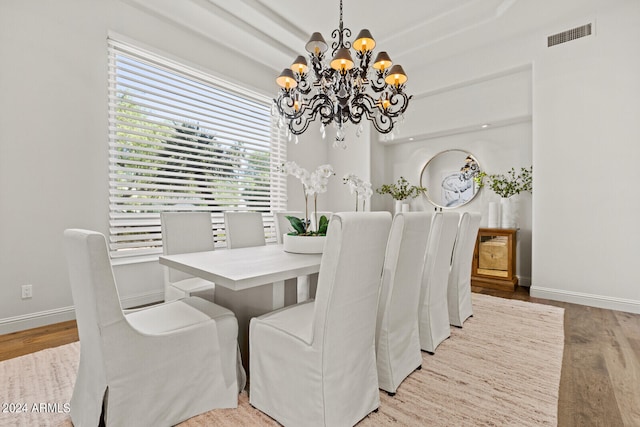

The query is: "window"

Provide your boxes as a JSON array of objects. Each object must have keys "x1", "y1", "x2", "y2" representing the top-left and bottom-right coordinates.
[{"x1": 108, "y1": 39, "x2": 286, "y2": 259}]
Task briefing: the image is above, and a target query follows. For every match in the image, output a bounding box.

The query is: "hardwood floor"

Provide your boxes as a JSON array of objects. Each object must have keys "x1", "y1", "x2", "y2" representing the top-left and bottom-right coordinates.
[
  {"x1": 472, "y1": 286, "x2": 640, "y2": 427},
  {"x1": 0, "y1": 320, "x2": 78, "y2": 362},
  {"x1": 1, "y1": 288, "x2": 639, "y2": 426}
]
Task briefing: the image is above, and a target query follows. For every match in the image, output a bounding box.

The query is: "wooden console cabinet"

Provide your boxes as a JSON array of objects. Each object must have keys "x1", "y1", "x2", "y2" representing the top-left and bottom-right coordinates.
[{"x1": 471, "y1": 228, "x2": 518, "y2": 291}]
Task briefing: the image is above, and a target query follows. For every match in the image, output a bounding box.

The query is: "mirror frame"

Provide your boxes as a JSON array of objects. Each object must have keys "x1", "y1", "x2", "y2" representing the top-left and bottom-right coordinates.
[{"x1": 419, "y1": 149, "x2": 481, "y2": 209}]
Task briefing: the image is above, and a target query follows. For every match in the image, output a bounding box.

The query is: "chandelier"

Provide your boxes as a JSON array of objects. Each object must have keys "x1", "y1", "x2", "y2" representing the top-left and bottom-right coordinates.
[
  {"x1": 273, "y1": 0, "x2": 412, "y2": 147},
  {"x1": 459, "y1": 155, "x2": 480, "y2": 181}
]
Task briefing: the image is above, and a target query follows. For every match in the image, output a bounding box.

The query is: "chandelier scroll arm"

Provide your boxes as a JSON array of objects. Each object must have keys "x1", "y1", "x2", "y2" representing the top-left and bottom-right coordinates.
[
  {"x1": 381, "y1": 89, "x2": 412, "y2": 118},
  {"x1": 349, "y1": 92, "x2": 396, "y2": 134},
  {"x1": 370, "y1": 69, "x2": 388, "y2": 93},
  {"x1": 279, "y1": 92, "x2": 335, "y2": 135}
]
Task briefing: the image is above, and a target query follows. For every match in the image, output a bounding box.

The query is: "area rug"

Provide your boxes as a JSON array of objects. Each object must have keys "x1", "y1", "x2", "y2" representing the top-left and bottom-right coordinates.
[{"x1": 0, "y1": 293, "x2": 564, "y2": 426}]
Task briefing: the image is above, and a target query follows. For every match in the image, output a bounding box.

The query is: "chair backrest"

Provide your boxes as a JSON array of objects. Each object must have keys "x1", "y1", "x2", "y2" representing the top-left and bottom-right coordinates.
[
  {"x1": 224, "y1": 212, "x2": 266, "y2": 249},
  {"x1": 429, "y1": 211, "x2": 459, "y2": 292},
  {"x1": 447, "y1": 212, "x2": 482, "y2": 323},
  {"x1": 312, "y1": 212, "x2": 392, "y2": 371},
  {"x1": 274, "y1": 211, "x2": 303, "y2": 244},
  {"x1": 63, "y1": 229, "x2": 124, "y2": 376},
  {"x1": 449, "y1": 212, "x2": 482, "y2": 289},
  {"x1": 418, "y1": 212, "x2": 460, "y2": 347},
  {"x1": 376, "y1": 212, "x2": 432, "y2": 347},
  {"x1": 161, "y1": 212, "x2": 215, "y2": 284}
]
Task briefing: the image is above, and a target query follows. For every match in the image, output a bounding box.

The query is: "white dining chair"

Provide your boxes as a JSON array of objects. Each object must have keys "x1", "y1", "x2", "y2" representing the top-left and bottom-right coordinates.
[
  {"x1": 249, "y1": 212, "x2": 392, "y2": 427},
  {"x1": 161, "y1": 212, "x2": 216, "y2": 302},
  {"x1": 224, "y1": 211, "x2": 266, "y2": 248},
  {"x1": 448, "y1": 212, "x2": 482, "y2": 327},
  {"x1": 274, "y1": 210, "x2": 303, "y2": 244},
  {"x1": 376, "y1": 212, "x2": 432, "y2": 395},
  {"x1": 63, "y1": 229, "x2": 245, "y2": 427},
  {"x1": 418, "y1": 211, "x2": 460, "y2": 353}
]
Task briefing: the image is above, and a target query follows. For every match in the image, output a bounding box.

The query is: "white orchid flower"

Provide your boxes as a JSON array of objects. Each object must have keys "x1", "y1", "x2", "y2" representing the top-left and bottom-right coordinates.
[{"x1": 280, "y1": 162, "x2": 334, "y2": 232}]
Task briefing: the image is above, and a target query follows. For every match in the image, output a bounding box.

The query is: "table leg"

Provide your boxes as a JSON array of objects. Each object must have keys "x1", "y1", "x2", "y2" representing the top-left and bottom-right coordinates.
[
  {"x1": 214, "y1": 283, "x2": 284, "y2": 375},
  {"x1": 297, "y1": 275, "x2": 310, "y2": 302},
  {"x1": 297, "y1": 273, "x2": 319, "y2": 302}
]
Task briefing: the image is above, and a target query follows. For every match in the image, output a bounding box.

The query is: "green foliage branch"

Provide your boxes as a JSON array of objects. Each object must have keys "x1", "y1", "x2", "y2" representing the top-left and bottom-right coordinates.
[
  {"x1": 376, "y1": 176, "x2": 427, "y2": 201},
  {"x1": 474, "y1": 166, "x2": 533, "y2": 198}
]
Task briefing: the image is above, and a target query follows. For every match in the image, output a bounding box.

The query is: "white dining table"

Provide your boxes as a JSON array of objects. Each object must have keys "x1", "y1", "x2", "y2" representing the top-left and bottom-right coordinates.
[{"x1": 159, "y1": 244, "x2": 322, "y2": 372}]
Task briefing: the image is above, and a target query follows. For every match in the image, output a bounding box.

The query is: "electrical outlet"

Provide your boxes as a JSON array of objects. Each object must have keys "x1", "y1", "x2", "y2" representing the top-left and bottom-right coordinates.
[{"x1": 21, "y1": 284, "x2": 33, "y2": 299}]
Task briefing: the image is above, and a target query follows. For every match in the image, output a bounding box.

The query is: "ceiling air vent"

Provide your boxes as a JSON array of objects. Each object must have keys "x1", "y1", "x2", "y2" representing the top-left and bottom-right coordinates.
[{"x1": 547, "y1": 23, "x2": 592, "y2": 47}]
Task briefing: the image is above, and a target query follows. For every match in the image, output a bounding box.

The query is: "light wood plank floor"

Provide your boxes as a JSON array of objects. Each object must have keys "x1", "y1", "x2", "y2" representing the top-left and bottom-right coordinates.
[{"x1": 1, "y1": 288, "x2": 639, "y2": 426}]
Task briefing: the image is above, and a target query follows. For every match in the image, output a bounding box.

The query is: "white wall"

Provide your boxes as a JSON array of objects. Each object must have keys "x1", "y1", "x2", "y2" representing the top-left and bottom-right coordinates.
[
  {"x1": 531, "y1": 1, "x2": 640, "y2": 312},
  {"x1": 382, "y1": 123, "x2": 533, "y2": 284},
  {"x1": 0, "y1": 0, "x2": 277, "y2": 333},
  {"x1": 327, "y1": 0, "x2": 640, "y2": 312}
]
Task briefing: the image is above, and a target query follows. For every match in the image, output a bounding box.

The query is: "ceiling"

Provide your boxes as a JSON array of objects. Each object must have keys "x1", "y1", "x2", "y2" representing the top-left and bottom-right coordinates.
[{"x1": 127, "y1": 0, "x2": 606, "y2": 89}]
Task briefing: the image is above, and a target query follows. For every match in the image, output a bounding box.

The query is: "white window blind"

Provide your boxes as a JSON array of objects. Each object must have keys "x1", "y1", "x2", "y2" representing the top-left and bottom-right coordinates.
[{"x1": 108, "y1": 39, "x2": 287, "y2": 259}]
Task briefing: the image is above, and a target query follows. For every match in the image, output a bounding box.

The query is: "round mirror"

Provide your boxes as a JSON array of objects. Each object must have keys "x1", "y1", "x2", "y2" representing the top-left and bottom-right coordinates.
[{"x1": 419, "y1": 150, "x2": 481, "y2": 209}]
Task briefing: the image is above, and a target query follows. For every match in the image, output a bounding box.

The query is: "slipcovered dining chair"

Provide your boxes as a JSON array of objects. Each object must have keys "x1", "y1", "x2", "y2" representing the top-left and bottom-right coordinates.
[
  {"x1": 274, "y1": 210, "x2": 303, "y2": 244},
  {"x1": 63, "y1": 229, "x2": 244, "y2": 427},
  {"x1": 418, "y1": 211, "x2": 460, "y2": 353},
  {"x1": 250, "y1": 212, "x2": 392, "y2": 427},
  {"x1": 376, "y1": 212, "x2": 432, "y2": 395},
  {"x1": 448, "y1": 212, "x2": 482, "y2": 327},
  {"x1": 224, "y1": 211, "x2": 266, "y2": 248},
  {"x1": 161, "y1": 212, "x2": 215, "y2": 302}
]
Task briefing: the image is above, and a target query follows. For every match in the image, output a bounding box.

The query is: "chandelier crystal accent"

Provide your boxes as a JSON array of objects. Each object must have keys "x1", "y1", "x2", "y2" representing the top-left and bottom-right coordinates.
[{"x1": 273, "y1": 0, "x2": 412, "y2": 147}]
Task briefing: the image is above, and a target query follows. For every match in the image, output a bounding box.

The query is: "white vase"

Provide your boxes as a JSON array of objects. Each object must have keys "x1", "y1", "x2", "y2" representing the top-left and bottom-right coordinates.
[
  {"x1": 402, "y1": 203, "x2": 410, "y2": 212},
  {"x1": 394, "y1": 200, "x2": 403, "y2": 215},
  {"x1": 283, "y1": 234, "x2": 326, "y2": 254},
  {"x1": 488, "y1": 202, "x2": 500, "y2": 228},
  {"x1": 500, "y1": 197, "x2": 517, "y2": 228}
]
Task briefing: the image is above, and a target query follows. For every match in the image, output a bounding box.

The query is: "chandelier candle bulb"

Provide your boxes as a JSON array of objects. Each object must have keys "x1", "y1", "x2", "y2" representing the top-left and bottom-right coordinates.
[
  {"x1": 292, "y1": 55, "x2": 308, "y2": 74},
  {"x1": 305, "y1": 32, "x2": 328, "y2": 55},
  {"x1": 276, "y1": 69, "x2": 297, "y2": 89},
  {"x1": 373, "y1": 51, "x2": 392, "y2": 70},
  {"x1": 330, "y1": 47, "x2": 355, "y2": 71},
  {"x1": 385, "y1": 64, "x2": 408, "y2": 86},
  {"x1": 353, "y1": 29, "x2": 375, "y2": 52}
]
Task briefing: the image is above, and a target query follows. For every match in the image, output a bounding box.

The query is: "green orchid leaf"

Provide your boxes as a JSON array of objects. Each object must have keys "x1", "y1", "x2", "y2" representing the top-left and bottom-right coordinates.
[
  {"x1": 317, "y1": 215, "x2": 329, "y2": 235},
  {"x1": 285, "y1": 216, "x2": 306, "y2": 235}
]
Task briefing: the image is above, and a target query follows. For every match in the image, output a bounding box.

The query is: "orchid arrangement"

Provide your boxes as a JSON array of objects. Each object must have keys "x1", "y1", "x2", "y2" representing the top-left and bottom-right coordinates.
[
  {"x1": 280, "y1": 161, "x2": 334, "y2": 235},
  {"x1": 343, "y1": 174, "x2": 373, "y2": 211},
  {"x1": 376, "y1": 176, "x2": 426, "y2": 201}
]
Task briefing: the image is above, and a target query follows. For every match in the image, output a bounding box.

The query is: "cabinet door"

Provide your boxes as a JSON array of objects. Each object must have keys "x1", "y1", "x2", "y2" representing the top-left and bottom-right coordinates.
[
  {"x1": 477, "y1": 235, "x2": 510, "y2": 277},
  {"x1": 472, "y1": 228, "x2": 518, "y2": 290}
]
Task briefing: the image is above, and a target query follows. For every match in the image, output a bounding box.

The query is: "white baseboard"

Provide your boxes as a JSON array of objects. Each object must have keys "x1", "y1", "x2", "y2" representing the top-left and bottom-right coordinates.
[
  {"x1": 0, "y1": 306, "x2": 76, "y2": 335},
  {"x1": 530, "y1": 286, "x2": 640, "y2": 314},
  {"x1": 0, "y1": 291, "x2": 164, "y2": 335}
]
